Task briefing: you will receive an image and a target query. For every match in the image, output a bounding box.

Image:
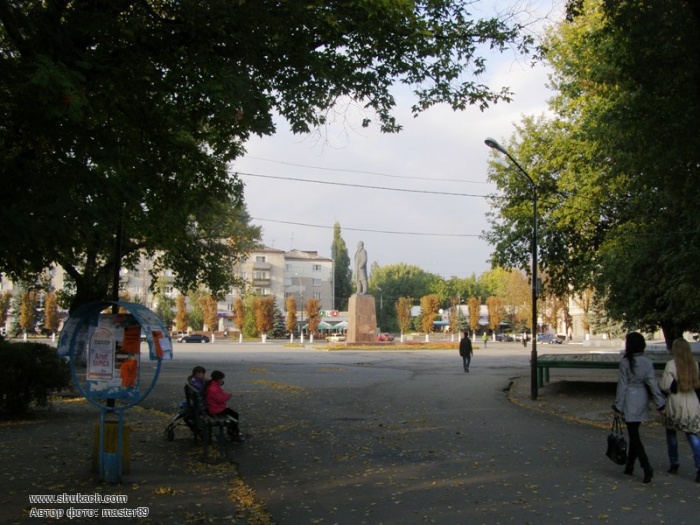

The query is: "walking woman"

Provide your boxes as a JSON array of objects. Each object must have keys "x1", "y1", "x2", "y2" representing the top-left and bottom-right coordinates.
[
  {"x1": 660, "y1": 337, "x2": 700, "y2": 482},
  {"x1": 613, "y1": 332, "x2": 666, "y2": 483}
]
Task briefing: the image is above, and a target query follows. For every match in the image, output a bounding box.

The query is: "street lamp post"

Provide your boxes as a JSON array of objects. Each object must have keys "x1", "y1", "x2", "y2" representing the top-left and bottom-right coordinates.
[{"x1": 485, "y1": 137, "x2": 539, "y2": 400}]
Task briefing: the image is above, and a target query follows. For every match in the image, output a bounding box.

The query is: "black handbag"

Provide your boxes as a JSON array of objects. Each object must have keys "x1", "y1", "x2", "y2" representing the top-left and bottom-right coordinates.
[{"x1": 605, "y1": 414, "x2": 628, "y2": 465}]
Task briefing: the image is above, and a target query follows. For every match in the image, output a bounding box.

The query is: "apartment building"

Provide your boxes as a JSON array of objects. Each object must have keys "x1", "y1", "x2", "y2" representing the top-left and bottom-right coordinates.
[{"x1": 1, "y1": 245, "x2": 334, "y2": 334}]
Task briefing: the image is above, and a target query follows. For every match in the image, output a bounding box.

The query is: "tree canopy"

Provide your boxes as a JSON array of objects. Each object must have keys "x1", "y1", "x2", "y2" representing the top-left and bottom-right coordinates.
[
  {"x1": 485, "y1": 0, "x2": 700, "y2": 345},
  {"x1": 0, "y1": 1, "x2": 531, "y2": 310}
]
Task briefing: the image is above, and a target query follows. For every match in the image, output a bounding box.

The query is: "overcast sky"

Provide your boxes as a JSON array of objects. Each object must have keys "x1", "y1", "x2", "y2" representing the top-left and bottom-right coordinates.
[{"x1": 232, "y1": 1, "x2": 562, "y2": 279}]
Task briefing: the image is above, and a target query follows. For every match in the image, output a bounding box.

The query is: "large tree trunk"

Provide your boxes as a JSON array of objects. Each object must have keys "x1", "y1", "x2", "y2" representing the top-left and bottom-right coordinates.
[{"x1": 660, "y1": 321, "x2": 685, "y2": 351}]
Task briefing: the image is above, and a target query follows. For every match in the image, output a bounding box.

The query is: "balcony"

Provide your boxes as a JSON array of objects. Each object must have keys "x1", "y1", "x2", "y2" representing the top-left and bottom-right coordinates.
[
  {"x1": 253, "y1": 261, "x2": 271, "y2": 270},
  {"x1": 252, "y1": 278, "x2": 271, "y2": 286}
]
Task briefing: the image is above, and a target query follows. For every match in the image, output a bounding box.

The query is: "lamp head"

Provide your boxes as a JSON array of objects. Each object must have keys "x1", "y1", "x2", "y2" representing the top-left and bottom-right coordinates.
[{"x1": 484, "y1": 137, "x2": 507, "y2": 155}]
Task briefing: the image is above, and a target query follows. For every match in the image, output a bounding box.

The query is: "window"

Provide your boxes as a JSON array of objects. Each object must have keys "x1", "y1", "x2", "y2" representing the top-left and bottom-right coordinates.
[
  {"x1": 254, "y1": 271, "x2": 268, "y2": 279},
  {"x1": 285, "y1": 264, "x2": 292, "y2": 271},
  {"x1": 313, "y1": 278, "x2": 321, "y2": 286},
  {"x1": 312, "y1": 264, "x2": 321, "y2": 272},
  {"x1": 284, "y1": 277, "x2": 292, "y2": 286},
  {"x1": 240, "y1": 271, "x2": 247, "y2": 279},
  {"x1": 255, "y1": 256, "x2": 266, "y2": 263},
  {"x1": 312, "y1": 292, "x2": 322, "y2": 300},
  {"x1": 255, "y1": 288, "x2": 270, "y2": 296}
]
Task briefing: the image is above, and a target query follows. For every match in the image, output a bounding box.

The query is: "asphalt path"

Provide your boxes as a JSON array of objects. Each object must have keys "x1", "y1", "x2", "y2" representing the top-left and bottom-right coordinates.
[{"x1": 140, "y1": 341, "x2": 700, "y2": 525}]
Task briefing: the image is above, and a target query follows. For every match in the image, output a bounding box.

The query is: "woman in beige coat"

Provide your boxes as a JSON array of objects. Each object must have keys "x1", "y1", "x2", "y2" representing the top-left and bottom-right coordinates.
[{"x1": 660, "y1": 338, "x2": 700, "y2": 482}]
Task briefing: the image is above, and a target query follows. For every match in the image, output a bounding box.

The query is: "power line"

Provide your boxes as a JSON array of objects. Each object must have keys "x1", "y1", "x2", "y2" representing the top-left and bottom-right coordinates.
[
  {"x1": 251, "y1": 217, "x2": 481, "y2": 237},
  {"x1": 236, "y1": 172, "x2": 488, "y2": 198},
  {"x1": 241, "y1": 156, "x2": 491, "y2": 184}
]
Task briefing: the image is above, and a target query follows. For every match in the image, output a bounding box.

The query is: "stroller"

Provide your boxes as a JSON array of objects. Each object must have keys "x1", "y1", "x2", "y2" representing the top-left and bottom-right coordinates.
[{"x1": 163, "y1": 390, "x2": 198, "y2": 441}]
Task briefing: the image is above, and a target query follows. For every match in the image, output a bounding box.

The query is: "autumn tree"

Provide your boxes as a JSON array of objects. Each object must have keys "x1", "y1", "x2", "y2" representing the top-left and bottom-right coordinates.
[
  {"x1": 486, "y1": 296, "x2": 503, "y2": 334},
  {"x1": 0, "y1": 291, "x2": 12, "y2": 332},
  {"x1": 44, "y1": 292, "x2": 59, "y2": 336},
  {"x1": 253, "y1": 296, "x2": 275, "y2": 343},
  {"x1": 199, "y1": 294, "x2": 219, "y2": 333},
  {"x1": 175, "y1": 295, "x2": 189, "y2": 333},
  {"x1": 285, "y1": 296, "x2": 297, "y2": 341},
  {"x1": 420, "y1": 294, "x2": 440, "y2": 335},
  {"x1": 305, "y1": 298, "x2": 321, "y2": 342},
  {"x1": 233, "y1": 298, "x2": 246, "y2": 342},
  {"x1": 19, "y1": 290, "x2": 36, "y2": 336},
  {"x1": 395, "y1": 297, "x2": 413, "y2": 340},
  {"x1": 468, "y1": 297, "x2": 481, "y2": 337},
  {"x1": 0, "y1": 2, "x2": 531, "y2": 312}
]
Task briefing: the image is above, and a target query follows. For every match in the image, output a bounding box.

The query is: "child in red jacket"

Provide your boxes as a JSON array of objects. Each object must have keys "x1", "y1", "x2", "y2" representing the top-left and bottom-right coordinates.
[{"x1": 205, "y1": 370, "x2": 246, "y2": 442}]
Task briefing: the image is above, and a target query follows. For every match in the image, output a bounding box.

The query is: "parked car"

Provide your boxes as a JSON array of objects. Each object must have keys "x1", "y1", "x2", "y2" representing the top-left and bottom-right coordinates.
[
  {"x1": 179, "y1": 334, "x2": 210, "y2": 343},
  {"x1": 495, "y1": 333, "x2": 514, "y2": 342},
  {"x1": 377, "y1": 333, "x2": 394, "y2": 341},
  {"x1": 326, "y1": 335, "x2": 346, "y2": 342},
  {"x1": 537, "y1": 333, "x2": 562, "y2": 344}
]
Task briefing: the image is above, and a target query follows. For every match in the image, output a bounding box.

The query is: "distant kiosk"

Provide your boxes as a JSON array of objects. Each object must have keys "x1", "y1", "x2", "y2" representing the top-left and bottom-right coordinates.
[{"x1": 57, "y1": 301, "x2": 172, "y2": 482}]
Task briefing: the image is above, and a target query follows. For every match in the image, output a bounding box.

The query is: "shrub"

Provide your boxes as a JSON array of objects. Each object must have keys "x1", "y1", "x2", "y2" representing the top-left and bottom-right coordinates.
[{"x1": 0, "y1": 340, "x2": 71, "y2": 417}]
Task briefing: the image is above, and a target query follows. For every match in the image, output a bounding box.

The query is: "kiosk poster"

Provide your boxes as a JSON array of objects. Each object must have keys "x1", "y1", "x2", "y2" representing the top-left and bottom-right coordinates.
[
  {"x1": 87, "y1": 327, "x2": 114, "y2": 380},
  {"x1": 86, "y1": 314, "x2": 141, "y2": 397}
]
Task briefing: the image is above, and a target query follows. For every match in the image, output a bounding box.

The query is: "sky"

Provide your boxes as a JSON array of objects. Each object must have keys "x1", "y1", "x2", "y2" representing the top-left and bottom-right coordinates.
[{"x1": 232, "y1": 1, "x2": 563, "y2": 280}]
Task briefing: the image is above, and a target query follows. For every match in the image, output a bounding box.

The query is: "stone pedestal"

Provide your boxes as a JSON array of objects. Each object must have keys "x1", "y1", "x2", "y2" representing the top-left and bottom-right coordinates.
[{"x1": 347, "y1": 294, "x2": 377, "y2": 344}]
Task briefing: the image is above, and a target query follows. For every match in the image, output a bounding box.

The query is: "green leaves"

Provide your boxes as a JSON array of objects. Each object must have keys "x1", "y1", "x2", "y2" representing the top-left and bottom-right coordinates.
[{"x1": 485, "y1": 0, "x2": 700, "y2": 341}]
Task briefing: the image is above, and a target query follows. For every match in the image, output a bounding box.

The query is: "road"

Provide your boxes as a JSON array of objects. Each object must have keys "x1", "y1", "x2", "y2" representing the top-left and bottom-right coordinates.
[{"x1": 139, "y1": 341, "x2": 696, "y2": 525}]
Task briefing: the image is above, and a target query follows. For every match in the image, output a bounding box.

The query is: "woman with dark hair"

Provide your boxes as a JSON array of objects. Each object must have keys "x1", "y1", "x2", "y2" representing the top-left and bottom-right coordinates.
[
  {"x1": 613, "y1": 332, "x2": 666, "y2": 483},
  {"x1": 660, "y1": 337, "x2": 700, "y2": 482}
]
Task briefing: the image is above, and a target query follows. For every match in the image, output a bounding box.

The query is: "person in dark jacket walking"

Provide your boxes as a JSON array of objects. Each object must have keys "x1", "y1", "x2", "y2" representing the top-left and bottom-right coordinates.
[
  {"x1": 459, "y1": 333, "x2": 473, "y2": 373},
  {"x1": 613, "y1": 332, "x2": 665, "y2": 483}
]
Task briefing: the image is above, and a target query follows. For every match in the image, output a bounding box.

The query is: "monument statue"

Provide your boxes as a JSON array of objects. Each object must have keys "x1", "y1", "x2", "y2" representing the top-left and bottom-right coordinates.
[{"x1": 353, "y1": 241, "x2": 368, "y2": 295}]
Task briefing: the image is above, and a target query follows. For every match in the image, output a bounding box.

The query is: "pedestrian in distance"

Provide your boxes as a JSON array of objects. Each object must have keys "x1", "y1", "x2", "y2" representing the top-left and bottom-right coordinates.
[
  {"x1": 612, "y1": 332, "x2": 666, "y2": 483},
  {"x1": 659, "y1": 337, "x2": 700, "y2": 482},
  {"x1": 482, "y1": 332, "x2": 488, "y2": 348},
  {"x1": 459, "y1": 332, "x2": 473, "y2": 373}
]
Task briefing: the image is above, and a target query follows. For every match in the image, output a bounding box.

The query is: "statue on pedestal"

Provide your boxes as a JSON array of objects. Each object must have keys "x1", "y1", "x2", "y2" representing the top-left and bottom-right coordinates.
[{"x1": 353, "y1": 241, "x2": 368, "y2": 295}]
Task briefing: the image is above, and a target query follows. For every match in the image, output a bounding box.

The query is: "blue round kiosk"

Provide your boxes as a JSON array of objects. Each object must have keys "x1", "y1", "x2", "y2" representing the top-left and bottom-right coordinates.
[{"x1": 57, "y1": 301, "x2": 173, "y2": 482}]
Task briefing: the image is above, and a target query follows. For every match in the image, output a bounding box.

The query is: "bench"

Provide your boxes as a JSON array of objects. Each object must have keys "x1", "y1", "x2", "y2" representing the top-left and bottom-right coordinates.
[
  {"x1": 536, "y1": 353, "x2": 673, "y2": 388},
  {"x1": 184, "y1": 384, "x2": 238, "y2": 460}
]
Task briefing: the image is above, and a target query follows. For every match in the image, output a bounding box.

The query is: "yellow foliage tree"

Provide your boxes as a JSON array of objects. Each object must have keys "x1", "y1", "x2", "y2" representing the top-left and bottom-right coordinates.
[
  {"x1": 468, "y1": 297, "x2": 481, "y2": 335},
  {"x1": 253, "y1": 296, "x2": 275, "y2": 337},
  {"x1": 176, "y1": 295, "x2": 188, "y2": 332},
  {"x1": 233, "y1": 298, "x2": 246, "y2": 334},
  {"x1": 486, "y1": 296, "x2": 503, "y2": 333},
  {"x1": 285, "y1": 296, "x2": 297, "y2": 334},
  {"x1": 305, "y1": 298, "x2": 320, "y2": 335},
  {"x1": 19, "y1": 290, "x2": 36, "y2": 334},
  {"x1": 395, "y1": 297, "x2": 413, "y2": 335},
  {"x1": 0, "y1": 291, "x2": 13, "y2": 328},
  {"x1": 199, "y1": 294, "x2": 219, "y2": 332},
  {"x1": 420, "y1": 294, "x2": 440, "y2": 333},
  {"x1": 44, "y1": 292, "x2": 59, "y2": 335}
]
